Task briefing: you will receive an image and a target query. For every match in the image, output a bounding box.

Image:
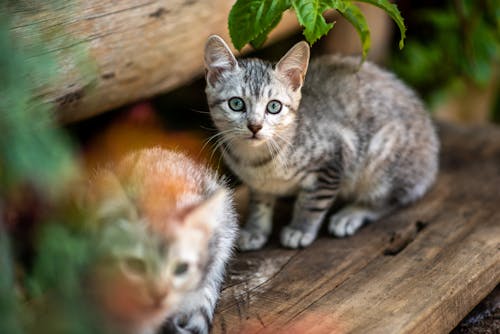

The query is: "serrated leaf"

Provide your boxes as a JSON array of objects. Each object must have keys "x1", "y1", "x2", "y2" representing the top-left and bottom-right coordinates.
[
  {"x1": 357, "y1": 0, "x2": 406, "y2": 49},
  {"x1": 228, "y1": 0, "x2": 291, "y2": 50},
  {"x1": 250, "y1": 14, "x2": 283, "y2": 49},
  {"x1": 335, "y1": 2, "x2": 370, "y2": 60},
  {"x1": 292, "y1": 0, "x2": 334, "y2": 44}
]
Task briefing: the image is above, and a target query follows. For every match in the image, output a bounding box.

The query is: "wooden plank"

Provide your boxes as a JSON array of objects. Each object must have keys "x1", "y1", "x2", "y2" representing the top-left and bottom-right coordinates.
[
  {"x1": 284, "y1": 211, "x2": 499, "y2": 334},
  {"x1": 9, "y1": 1, "x2": 299, "y2": 122},
  {"x1": 212, "y1": 123, "x2": 500, "y2": 334}
]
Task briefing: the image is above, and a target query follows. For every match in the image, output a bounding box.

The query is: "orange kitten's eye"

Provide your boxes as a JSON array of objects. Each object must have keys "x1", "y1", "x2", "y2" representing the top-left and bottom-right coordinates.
[
  {"x1": 123, "y1": 257, "x2": 147, "y2": 275},
  {"x1": 173, "y1": 262, "x2": 189, "y2": 276}
]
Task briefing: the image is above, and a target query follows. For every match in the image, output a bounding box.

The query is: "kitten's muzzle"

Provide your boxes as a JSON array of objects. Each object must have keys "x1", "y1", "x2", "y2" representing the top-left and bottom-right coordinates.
[
  {"x1": 247, "y1": 123, "x2": 263, "y2": 136},
  {"x1": 150, "y1": 287, "x2": 169, "y2": 308}
]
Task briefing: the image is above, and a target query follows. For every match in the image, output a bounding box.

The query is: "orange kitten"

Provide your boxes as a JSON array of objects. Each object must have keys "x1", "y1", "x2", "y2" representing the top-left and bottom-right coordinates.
[{"x1": 85, "y1": 148, "x2": 237, "y2": 334}]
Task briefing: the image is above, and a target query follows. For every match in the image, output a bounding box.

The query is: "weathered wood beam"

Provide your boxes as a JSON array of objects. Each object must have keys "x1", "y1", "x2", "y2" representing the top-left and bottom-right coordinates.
[{"x1": 10, "y1": 1, "x2": 299, "y2": 122}]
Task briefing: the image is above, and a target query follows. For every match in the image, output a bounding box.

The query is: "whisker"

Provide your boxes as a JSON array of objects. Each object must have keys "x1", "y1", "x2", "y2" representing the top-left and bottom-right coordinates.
[
  {"x1": 210, "y1": 138, "x2": 225, "y2": 164},
  {"x1": 208, "y1": 129, "x2": 243, "y2": 163},
  {"x1": 271, "y1": 134, "x2": 291, "y2": 173},
  {"x1": 274, "y1": 140, "x2": 287, "y2": 172},
  {"x1": 267, "y1": 139, "x2": 280, "y2": 168},
  {"x1": 265, "y1": 140, "x2": 274, "y2": 167},
  {"x1": 216, "y1": 136, "x2": 237, "y2": 171},
  {"x1": 190, "y1": 108, "x2": 211, "y2": 115},
  {"x1": 200, "y1": 125, "x2": 219, "y2": 132},
  {"x1": 200, "y1": 129, "x2": 238, "y2": 155}
]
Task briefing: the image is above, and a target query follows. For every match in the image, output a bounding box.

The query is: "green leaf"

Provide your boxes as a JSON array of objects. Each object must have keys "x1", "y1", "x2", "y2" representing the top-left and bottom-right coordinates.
[
  {"x1": 228, "y1": 0, "x2": 291, "y2": 50},
  {"x1": 335, "y1": 2, "x2": 371, "y2": 60},
  {"x1": 250, "y1": 14, "x2": 283, "y2": 49},
  {"x1": 357, "y1": 0, "x2": 406, "y2": 49},
  {"x1": 292, "y1": 0, "x2": 334, "y2": 44}
]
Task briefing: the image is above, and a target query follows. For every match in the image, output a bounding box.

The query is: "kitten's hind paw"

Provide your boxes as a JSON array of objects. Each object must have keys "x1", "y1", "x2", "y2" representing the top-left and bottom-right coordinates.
[
  {"x1": 237, "y1": 229, "x2": 268, "y2": 251},
  {"x1": 280, "y1": 226, "x2": 316, "y2": 249},
  {"x1": 328, "y1": 207, "x2": 374, "y2": 237}
]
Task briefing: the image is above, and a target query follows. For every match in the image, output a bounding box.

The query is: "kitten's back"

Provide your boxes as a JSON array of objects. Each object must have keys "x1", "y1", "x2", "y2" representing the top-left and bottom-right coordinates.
[
  {"x1": 116, "y1": 148, "x2": 221, "y2": 221},
  {"x1": 304, "y1": 55, "x2": 431, "y2": 127}
]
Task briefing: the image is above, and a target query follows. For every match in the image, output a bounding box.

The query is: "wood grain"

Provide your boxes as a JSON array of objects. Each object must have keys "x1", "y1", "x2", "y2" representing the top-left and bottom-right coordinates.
[
  {"x1": 213, "y1": 123, "x2": 500, "y2": 334},
  {"x1": 9, "y1": 0, "x2": 299, "y2": 123}
]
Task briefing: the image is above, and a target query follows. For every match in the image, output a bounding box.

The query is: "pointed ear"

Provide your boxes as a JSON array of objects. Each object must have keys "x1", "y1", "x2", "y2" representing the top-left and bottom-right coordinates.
[
  {"x1": 185, "y1": 188, "x2": 228, "y2": 233},
  {"x1": 276, "y1": 41, "x2": 310, "y2": 91},
  {"x1": 87, "y1": 170, "x2": 136, "y2": 222},
  {"x1": 204, "y1": 35, "x2": 238, "y2": 87}
]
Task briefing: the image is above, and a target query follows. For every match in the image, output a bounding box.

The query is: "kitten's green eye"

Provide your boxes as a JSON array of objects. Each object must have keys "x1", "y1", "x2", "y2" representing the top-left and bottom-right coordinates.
[
  {"x1": 173, "y1": 262, "x2": 189, "y2": 276},
  {"x1": 266, "y1": 100, "x2": 282, "y2": 114},
  {"x1": 123, "y1": 257, "x2": 147, "y2": 275},
  {"x1": 228, "y1": 97, "x2": 245, "y2": 112}
]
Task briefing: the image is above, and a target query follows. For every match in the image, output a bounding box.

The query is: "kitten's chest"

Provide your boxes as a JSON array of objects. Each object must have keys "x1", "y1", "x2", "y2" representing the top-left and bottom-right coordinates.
[{"x1": 226, "y1": 155, "x2": 302, "y2": 195}]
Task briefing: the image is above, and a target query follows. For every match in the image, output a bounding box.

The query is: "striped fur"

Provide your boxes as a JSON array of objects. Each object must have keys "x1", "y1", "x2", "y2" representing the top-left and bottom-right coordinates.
[{"x1": 204, "y1": 35, "x2": 439, "y2": 250}]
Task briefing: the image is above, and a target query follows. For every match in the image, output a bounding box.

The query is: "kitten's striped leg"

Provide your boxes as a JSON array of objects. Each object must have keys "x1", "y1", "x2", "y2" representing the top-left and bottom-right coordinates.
[
  {"x1": 281, "y1": 168, "x2": 340, "y2": 249},
  {"x1": 238, "y1": 191, "x2": 275, "y2": 251}
]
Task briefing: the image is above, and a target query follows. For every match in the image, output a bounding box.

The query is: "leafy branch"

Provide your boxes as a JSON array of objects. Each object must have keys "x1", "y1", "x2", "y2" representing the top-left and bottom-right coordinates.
[{"x1": 228, "y1": 0, "x2": 406, "y2": 60}]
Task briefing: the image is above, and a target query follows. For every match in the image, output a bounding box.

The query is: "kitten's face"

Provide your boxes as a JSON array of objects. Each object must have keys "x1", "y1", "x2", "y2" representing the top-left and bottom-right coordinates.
[
  {"x1": 91, "y1": 220, "x2": 207, "y2": 326},
  {"x1": 86, "y1": 171, "x2": 224, "y2": 330},
  {"x1": 204, "y1": 36, "x2": 310, "y2": 151}
]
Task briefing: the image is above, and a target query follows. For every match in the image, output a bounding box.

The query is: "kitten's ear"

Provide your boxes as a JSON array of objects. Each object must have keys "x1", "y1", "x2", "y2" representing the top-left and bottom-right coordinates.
[
  {"x1": 276, "y1": 41, "x2": 310, "y2": 91},
  {"x1": 204, "y1": 35, "x2": 238, "y2": 87},
  {"x1": 87, "y1": 170, "x2": 136, "y2": 223},
  {"x1": 185, "y1": 188, "x2": 228, "y2": 233}
]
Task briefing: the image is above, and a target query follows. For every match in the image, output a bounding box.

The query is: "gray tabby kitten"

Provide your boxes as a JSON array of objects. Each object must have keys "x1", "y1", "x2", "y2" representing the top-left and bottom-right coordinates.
[
  {"x1": 204, "y1": 35, "x2": 438, "y2": 251},
  {"x1": 86, "y1": 148, "x2": 237, "y2": 334}
]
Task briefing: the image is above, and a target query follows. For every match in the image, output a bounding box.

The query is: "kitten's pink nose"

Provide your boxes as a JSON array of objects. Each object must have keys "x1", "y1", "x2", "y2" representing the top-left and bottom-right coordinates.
[
  {"x1": 150, "y1": 285, "x2": 168, "y2": 304},
  {"x1": 247, "y1": 123, "x2": 262, "y2": 134},
  {"x1": 152, "y1": 289, "x2": 168, "y2": 306}
]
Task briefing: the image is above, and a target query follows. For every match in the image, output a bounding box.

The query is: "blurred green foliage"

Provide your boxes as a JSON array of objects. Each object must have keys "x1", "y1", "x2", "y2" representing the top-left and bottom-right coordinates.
[
  {"x1": 0, "y1": 12, "x2": 76, "y2": 194},
  {"x1": 391, "y1": 0, "x2": 500, "y2": 111},
  {"x1": 24, "y1": 224, "x2": 104, "y2": 334},
  {"x1": 0, "y1": 2, "x2": 104, "y2": 333},
  {"x1": 0, "y1": 225, "x2": 23, "y2": 334}
]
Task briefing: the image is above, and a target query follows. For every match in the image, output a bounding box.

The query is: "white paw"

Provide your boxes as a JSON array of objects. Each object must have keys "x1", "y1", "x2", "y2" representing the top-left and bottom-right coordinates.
[
  {"x1": 166, "y1": 311, "x2": 209, "y2": 334},
  {"x1": 237, "y1": 229, "x2": 268, "y2": 251},
  {"x1": 328, "y1": 208, "x2": 369, "y2": 237},
  {"x1": 280, "y1": 226, "x2": 316, "y2": 249}
]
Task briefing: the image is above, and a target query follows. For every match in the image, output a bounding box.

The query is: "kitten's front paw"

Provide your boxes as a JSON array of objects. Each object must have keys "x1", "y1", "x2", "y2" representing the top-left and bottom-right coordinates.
[
  {"x1": 328, "y1": 208, "x2": 369, "y2": 237},
  {"x1": 162, "y1": 312, "x2": 209, "y2": 334},
  {"x1": 280, "y1": 226, "x2": 316, "y2": 249},
  {"x1": 237, "y1": 229, "x2": 268, "y2": 251}
]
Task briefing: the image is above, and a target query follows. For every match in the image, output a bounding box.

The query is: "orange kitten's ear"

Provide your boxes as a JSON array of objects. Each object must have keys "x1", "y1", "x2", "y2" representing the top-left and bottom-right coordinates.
[
  {"x1": 276, "y1": 41, "x2": 310, "y2": 91},
  {"x1": 87, "y1": 170, "x2": 137, "y2": 223},
  {"x1": 204, "y1": 35, "x2": 238, "y2": 87},
  {"x1": 185, "y1": 188, "x2": 228, "y2": 233}
]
